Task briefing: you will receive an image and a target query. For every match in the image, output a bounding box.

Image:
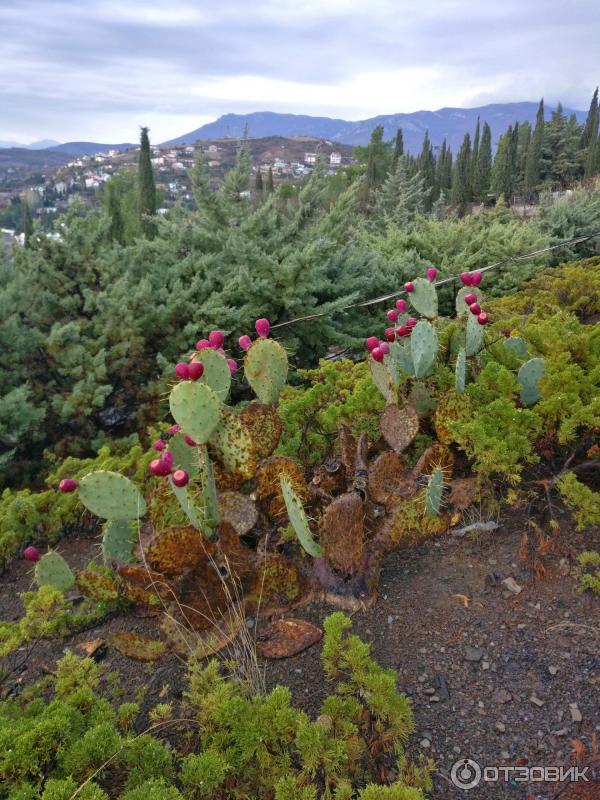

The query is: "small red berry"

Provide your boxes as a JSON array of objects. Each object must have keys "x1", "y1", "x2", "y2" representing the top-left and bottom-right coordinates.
[
  {"x1": 153, "y1": 439, "x2": 166, "y2": 452},
  {"x1": 365, "y1": 336, "x2": 379, "y2": 351},
  {"x1": 395, "y1": 298, "x2": 407, "y2": 312},
  {"x1": 426, "y1": 267, "x2": 438, "y2": 281},
  {"x1": 404, "y1": 281, "x2": 414, "y2": 293},
  {"x1": 195, "y1": 339, "x2": 210, "y2": 351},
  {"x1": 396, "y1": 324, "x2": 410, "y2": 337},
  {"x1": 469, "y1": 303, "x2": 481, "y2": 315},
  {"x1": 168, "y1": 424, "x2": 181, "y2": 435},
  {"x1": 59, "y1": 478, "x2": 78, "y2": 493},
  {"x1": 208, "y1": 330, "x2": 224, "y2": 348},
  {"x1": 459, "y1": 272, "x2": 473, "y2": 286},
  {"x1": 239, "y1": 334, "x2": 252, "y2": 351},
  {"x1": 384, "y1": 327, "x2": 396, "y2": 341},
  {"x1": 227, "y1": 358, "x2": 238, "y2": 374},
  {"x1": 378, "y1": 341, "x2": 390, "y2": 355},
  {"x1": 255, "y1": 318, "x2": 270, "y2": 338},
  {"x1": 477, "y1": 312, "x2": 489, "y2": 325},
  {"x1": 464, "y1": 292, "x2": 477, "y2": 305},
  {"x1": 188, "y1": 361, "x2": 204, "y2": 381},
  {"x1": 386, "y1": 309, "x2": 398, "y2": 322},
  {"x1": 23, "y1": 545, "x2": 40, "y2": 562},
  {"x1": 471, "y1": 271, "x2": 483, "y2": 286},
  {"x1": 406, "y1": 317, "x2": 417, "y2": 328},
  {"x1": 371, "y1": 347, "x2": 384, "y2": 362},
  {"x1": 175, "y1": 362, "x2": 189, "y2": 380},
  {"x1": 172, "y1": 469, "x2": 189, "y2": 488}
]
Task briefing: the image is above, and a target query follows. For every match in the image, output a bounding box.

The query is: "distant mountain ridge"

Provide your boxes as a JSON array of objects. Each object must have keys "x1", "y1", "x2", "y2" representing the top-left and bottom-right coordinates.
[
  {"x1": 47, "y1": 141, "x2": 135, "y2": 156},
  {"x1": 163, "y1": 102, "x2": 587, "y2": 152}
]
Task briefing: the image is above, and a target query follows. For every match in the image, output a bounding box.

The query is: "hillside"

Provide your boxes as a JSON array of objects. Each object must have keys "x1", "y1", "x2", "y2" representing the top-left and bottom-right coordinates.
[
  {"x1": 48, "y1": 141, "x2": 135, "y2": 156},
  {"x1": 164, "y1": 102, "x2": 587, "y2": 151}
]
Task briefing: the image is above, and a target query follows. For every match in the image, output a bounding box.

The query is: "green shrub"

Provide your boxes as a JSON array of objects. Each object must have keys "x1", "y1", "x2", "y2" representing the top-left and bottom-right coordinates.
[{"x1": 576, "y1": 550, "x2": 600, "y2": 595}]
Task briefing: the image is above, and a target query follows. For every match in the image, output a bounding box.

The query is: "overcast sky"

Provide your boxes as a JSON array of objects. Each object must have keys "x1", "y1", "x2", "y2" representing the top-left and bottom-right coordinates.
[{"x1": 1, "y1": 0, "x2": 598, "y2": 144}]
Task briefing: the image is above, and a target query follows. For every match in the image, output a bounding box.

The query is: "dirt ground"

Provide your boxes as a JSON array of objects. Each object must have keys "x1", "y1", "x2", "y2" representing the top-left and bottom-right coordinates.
[{"x1": 1, "y1": 505, "x2": 598, "y2": 800}]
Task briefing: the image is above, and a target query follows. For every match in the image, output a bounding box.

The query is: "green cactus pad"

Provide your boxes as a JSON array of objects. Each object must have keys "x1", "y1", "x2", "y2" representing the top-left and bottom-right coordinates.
[
  {"x1": 209, "y1": 408, "x2": 256, "y2": 480},
  {"x1": 455, "y1": 287, "x2": 482, "y2": 317},
  {"x1": 198, "y1": 444, "x2": 220, "y2": 534},
  {"x1": 369, "y1": 358, "x2": 397, "y2": 404},
  {"x1": 408, "y1": 277, "x2": 438, "y2": 319},
  {"x1": 244, "y1": 338, "x2": 288, "y2": 405},
  {"x1": 504, "y1": 336, "x2": 529, "y2": 358},
  {"x1": 196, "y1": 349, "x2": 232, "y2": 401},
  {"x1": 455, "y1": 348, "x2": 466, "y2": 393},
  {"x1": 78, "y1": 471, "x2": 146, "y2": 520},
  {"x1": 517, "y1": 357, "x2": 545, "y2": 406},
  {"x1": 169, "y1": 432, "x2": 200, "y2": 478},
  {"x1": 425, "y1": 466, "x2": 444, "y2": 516},
  {"x1": 102, "y1": 518, "x2": 135, "y2": 564},
  {"x1": 169, "y1": 381, "x2": 221, "y2": 445},
  {"x1": 34, "y1": 551, "x2": 75, "y2": 592},
  {"x1": 410, "y1": 320, "x2": 438, "y2": 378},
  {"x1": 465, "y1": 312, "x2": 484, "y2": 357},
  {"x1": 409, "y1": 382, "x2": 437, "y2": 417},
  {"x1": 170, "y1": 479, "x2": 204, "y2": 532},
  {"x1": 390, "y1": 340, "x2": 415, "y2": 376},
  {"x1": 280, "y1": 476, "x2": 322, "y2": 558},
  {"x1": 76, "y1": 570, "x2": 119, "y2": 602},
  {"x1": 110, "y1": 632, "x2": 167, "y2": 662}
]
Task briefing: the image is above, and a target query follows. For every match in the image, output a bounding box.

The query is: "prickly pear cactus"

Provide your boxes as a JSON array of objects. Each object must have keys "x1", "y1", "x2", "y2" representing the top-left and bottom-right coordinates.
[
  {"x1": 319, "y1": 492, "x2": 364, "y2": 576},
  {"x1": 455, "y1": 348, "x2": 466, "y2": 393},
  {"x1": 408, "y1": 277, "x2": 438, "y2": 319},
  {"x1": 504, "y1": 337, "x2": 529, "y2": 359},
  {"x1": 169, "y1": 433, "x2": 200, "y2": 478},
  {"x1": 209, "y1": 408, "x2": 256, "y2": 481},
  {"x1": 369, "y1": 357, "x2": 398, "y2": 403},
  {"x1": 169, "y1": 479, "x2": 205, "y2": 533},
  {"x1": 410, "y1": 320, "x2": 438, "y2": 378},
  {"x1": 465, "y1": 312, "x2": 483, "y2": 357},
  {"x1": 169, "y1": 381, "x2": 221, "y2": 445},
  {"x1": 280, "y1": 476, "x2": 323, "y2": 558},
  {"x1": 455, "y1": 287, "x2": 482, "y2": 316},
  {"x1": 76, "y1": 570, "x2": 119, "y2": 602},
  {"x1": 244, "y1": 338, "x2": 288, "y2": 405},
  {"x1": 195, "y1": 348, "x2": 232, "y2": 401},
  {"x1": 390, "y1": 340, "x2": 415, "y2": 376},
  {"x1": 517, "y1": 357, "x2": 545, "y2": 406},
  {"x1": 102, "y1": 518, "x2": 135, "y2": 564},
  {"x1": 109, "y1": 632, "x2": 167, "y2": 662},
  {"x1": 198, "y1": 444, "x2": 220, "y2": 533},
  {"x1": 146, "y1": 526, "x2": 207, "y2": 575},
  {"x1": 78, "y1": 471, "x2": 146, "y2": 520},
  {"x1": 239, "y1": 403, "x2": 282, "y2": 459},
  {"x1": 425, "y1": 467, "x2": 444, "y2": 516},
  {"x1": 34, "y1": 551, "x2": 75, "y2": 592}
]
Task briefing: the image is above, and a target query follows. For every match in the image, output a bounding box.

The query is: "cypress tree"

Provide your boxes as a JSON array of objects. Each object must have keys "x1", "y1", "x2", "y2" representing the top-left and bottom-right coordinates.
[
  {"x1": 392, "y1": 128, "x2": 404, "y2": 171},
  {"x1": 255, "y1": 169, "x2": 264, "y2": 192},
  {"x1": 138, "y1": 126, "x2": 157, "y2": 238},
  {"x1": 451, "y1": 133, "x2": 471, "y2": 215},
  {"x1": 21, "y1": 199, "x2": 34, "y2": 247},
  {"x1": 582, "y1": 88, "x2": 599, "y2": 179},
  {"x1": 435, "y1": 139, "x2": 452, "y2": 197},
  {"x1": 492, "y1": 126, "x2": 517, "y2": 203},
  {"x1": 417, "y1": 131, "x2": 436, "y2": 210},
  {"x1": 266, "y1": 167, "x2": 274, "y2": 193},
  {"x1": 524, "y1": 99, "x2": 544, "y2": 199},
  {"x1": 365, "y1": 126, "x2": 388, "y2": 192},
  {"x1": 105, "y1": 180, "x2": 125, "y2": 245},
  {"x1": 470, "y1": 117, "x2": 480, "y2": 199}
]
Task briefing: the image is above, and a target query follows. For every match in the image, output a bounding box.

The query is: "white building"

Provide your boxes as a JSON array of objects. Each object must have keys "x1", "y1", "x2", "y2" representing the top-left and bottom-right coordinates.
[
  {"x1": 304, "y1": 153, "x2": 317, "y2": 165},
  {"x1": 329, "y1": 151, "x2": 342, "y2": 166}
]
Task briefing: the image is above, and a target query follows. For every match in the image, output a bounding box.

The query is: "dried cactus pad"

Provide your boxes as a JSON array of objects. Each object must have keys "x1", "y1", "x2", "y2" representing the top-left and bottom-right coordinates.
[
  {"x1": 368, "y1": 451, "x2": 415, "y2": 506},
  {"x1": 256, "y1": 456, "x2": 309, "y2": 518},
  {"x1": 35, "y1": 551, "x2": 75, "y2": 592},
  {"x1": 117, "y1": 564, "x2": 173, "y2": 606},
  {"x1": 209, "y1": 408, "x2": 256, "y2": 480},
  {"x1": 110, "y1": 632, "x2": 167, "y2": 661},
  {"x1": 413, "y1": 443, "x2": 454, "y2": 480},
  {"x1": 380, "y1": 403, "x2": 419, "y2": 454},
  {"x1": 78, "y1": 470, "x2": 146, "y2": 520},
  {"x1": 218, "y1": 492, "x2": 258, "y2": 536},
  {"x1": 76, "y1": 570, "x2": 119, "y2": 602},
  {"x1": 244, "y1": 338, "x2": 288, "y2": 405},
  {"x1": 146, "y1": 526, "x2": 207, "y2": 576},
  {"x1": 369, "y1": 357, "x2": 397, "y2": 404},
  {"x1": 257, "y1": 618, "x2": 323, "y2": 659},
  {"x1": 319, "y1": 492, "x2": 364, "y2": 576},
  {"x1": 239, "y1": 403, "x2": 282, "y2": 459},
  {"x1": 169, "y1": 381, "x2": 221, "y2": 445}
]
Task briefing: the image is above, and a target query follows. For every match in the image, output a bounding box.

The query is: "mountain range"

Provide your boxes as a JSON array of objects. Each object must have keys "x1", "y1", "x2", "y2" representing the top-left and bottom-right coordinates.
[{"x1": 0, "y1": 102, "x2": 588, "y2": 158}]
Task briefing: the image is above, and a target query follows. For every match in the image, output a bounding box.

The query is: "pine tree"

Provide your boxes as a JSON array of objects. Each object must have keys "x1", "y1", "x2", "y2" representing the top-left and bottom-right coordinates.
[
  {"x1": 371, "y1": 156, "x2": 428, "y2": 228},
  {"x1": 515, "y1": 122, "x2": 532, "y2": 193},
  {"x1": 138, "y1": 127, "x2": 157, "y2": 238},
  {"x1": 21, "y1": 199, "x2": 34, "y2": 247},
  {"x1": 104, "y1": 180, "x2": 124, "y2": 245},
  {"x1": 417, "y1": 131, "x2": 435, "y2": 211},
  {"x1": 451, "y1": 133, "x2": 471, "y2": 215},
  {"x1": 392, "y1": 128, "x2": 404, "y2": 171},
  {"x1": 266, "y1": 167, "x2": 274, "y2": 193},
  {"x1": 255, "y1": 169, "x2": 264, "y2": 192},
  {"x1": 582, "y1": 88, "x2": 599, "y2": 179},
  {"x1": 524, "y1": 99, "x2": 545, "y2": 199}
]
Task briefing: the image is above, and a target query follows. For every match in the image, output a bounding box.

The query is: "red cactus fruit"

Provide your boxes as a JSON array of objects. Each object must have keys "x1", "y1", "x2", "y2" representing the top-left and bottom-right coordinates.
[
  {"x1": 371, "y1": 347, "x2": 385, "y2": 362},
  {"x1": 59, "y1": 478, "x2": 79, "y2": 493},
  {"x1": 172, "y1": 469, "x2": 190, "y2": 488},
  {"x1": 168, "y1": 424, "x2": 181, "y2": 435},
  {"x1": 365, "y1": 336, "x2": 379, "y2": 351},
  {"x1": 153, "y1": 439, "x2": 166, "y2": 452},
  {"x1": 255, "y1": 318, "x2": 270, "y2": 338},
  {"x1": 149, "y1": 459, "x2": 166, "y2": 477},
  {"x1": 23, "y1": 545, "x2": 40, "y2": 562},
  {"x1": 227, "y1": 358, "x2": 238, "y2": 374},
  {"x1": 386, "y1": 309, "x2": 398, "y2": 322},
  {"x1": 175, "y1": 362, "x2": 190, "y2": 380},
  {"x1": 426, "y1": 267, "x2": 438, "y2": 281},
  {"x1": 183, "y1": 435, "x2": 196, "y2": 447},
  {"x1": 384, "y1": 327, "x2": 396, "y2": 341},
  {"x1": 162, "y1": 451, "x2": 174, "y2": 468},
  {"x1": 471, "y1": 271, "x2": 483, "y2": 286},
  {"x1": 404, "y1": 281, "x2": 414, "y2": 293},
  {"x1": 477, "y1": 312, "x2": 489, "y2": 325},
  {"x1": 195, "y1": 338, "x2": 210, "y2": 351},
  {"x1": 239, "y1": 334, "x2": 252, "y2": 351},
  {"x1": 464, "y1": 292, "x2": 477, "y2": 305},
  {"x1": 188, "y1": 361, "x2": 204, "y2": 381},
  {"x1": 459, "y1": 272, "x2": 473, "y2": 286},
  {"x1": 396, "y1": 324, "x2": 410, "y2": 337},
  {"x1": 378, "y1": 341, "x2": 390, "y2": 355},
  {"x1": 208, "y1": 330, "x2": 224, "y2": 348},
  {"x1": 406, "y1": 317, "x2": 417, "y2": 328},
  {"x1": 469, "y1": 303, "x2": 481, "y2": 315},
  {"x1": 395, "y1": 298, "x2": 407, "y2": 312}
]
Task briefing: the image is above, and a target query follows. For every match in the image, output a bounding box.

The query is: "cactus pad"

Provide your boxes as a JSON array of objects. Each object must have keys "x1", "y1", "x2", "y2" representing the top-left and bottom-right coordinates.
[
  {"x1": 455, "y1": 287, "x2": 482, "y2": 316},
  {"x1": 465, "y1": 312, "x2": 484, "y2": 357},
  {"x1": 110, "y1": 632, "x2": 167, "y2": 662},
  {"x1": 381, "y1": 491, "x2": 450, "y2": 549},
  {"x1": 218, "y1": 492, "x2": 258, "y2": 536},
  {"x1": 517, "y1": 357, "x2": 545, "y2": 406},
  {"x1": 413, "y1": 443, "x2": 454, "y2": 480},
  {"x1": 146, "y1": 526, "x2": 207, "y2": 576},
  {"x1": 425, "y1": 467, "x2": 444, "y2": 516},
  {"x1": 78, "y1": 470, "x2": 146, "y2": 520},
  {"x1": 390, "y1": 340, "x2": 415, "y2": 376},
  {"x1": 504, "y1": 336, "x2": 528, "y2": 359},
  {"x1": 256, "y1": 456, "x2": 309, "y2": 518},
  {"x1": 117, "y1": 564, "x2": 173, "y2": 606},
  {"x1": 168, "y1": 433, "x2": 200, "y2": 478},
  {"x1": 408, "y1": 277, "x2": 438, "y2": 319},
  {"x1": 34, "y1": 551, "x2": 75, "y2": 592},
  {"x1": 434, "y1": 390, "x2": 471, "y2": 444},
  {"x1": 408, "y1": 382, "x2": 437, "y2": 417},
  {"x1": 367, "y1": 451, "x2": 415, "y2": 505},
  {"x1": 76, "y1": 570, "x2": 119, "y2": 602},
  {"x1": 102, "y1": 518, "x2": 135, "y2": 564},
  {"x1": 455, "y1": 348, "x2": 466, "y2": 393},
  {"x1": 410, "y1": 320, "x2": 438, "y2": 378},
  {"x1": 244, "y1": 338, "x2": 288, "y2": 405},
  {"x1": 210, "y1": 408, "x2": 257, "y2": 481},
  {"x1": 319, "y1": 492, "x2": 364, "y2": 576},
  {"x1": 380, "y1": 403, "x2": 419, "y2": 454},
  {"x1": 212, "y1": 461, "x2": 245, "y2": 492},
  {"x1": 195, "y1": 348, "x2": 231, "y2": 401},
  {"x1": 169, "y1": 381, "x2": 221, "y2": 445},
  {"x1": 369, "y1": 357, "x2": 397, "y2": 403},
  {"x1": 280, "y1": 476, "x2": 322, "y2": 558},
  {"x1": 169, "y1": 479, "x2": 204, "y2": 533},
  {"x1": 250, "y1": 554, "x2": 304, "y2": 612},
  {"x1": 239, "y1": 403, "x2": 282, "y2": 459}
]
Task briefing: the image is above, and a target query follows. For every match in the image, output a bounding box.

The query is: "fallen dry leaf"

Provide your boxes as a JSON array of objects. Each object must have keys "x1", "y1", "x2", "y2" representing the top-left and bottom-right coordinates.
[
  {"x1": 75, "y1": 639, "x2": 106, "y2": 658},
  {"x1": 453, "y1": 593, "x2": 471, "y2": 608},
  {"x1": 257, "y1": 618, "x2": 322, "y2": 659}
]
